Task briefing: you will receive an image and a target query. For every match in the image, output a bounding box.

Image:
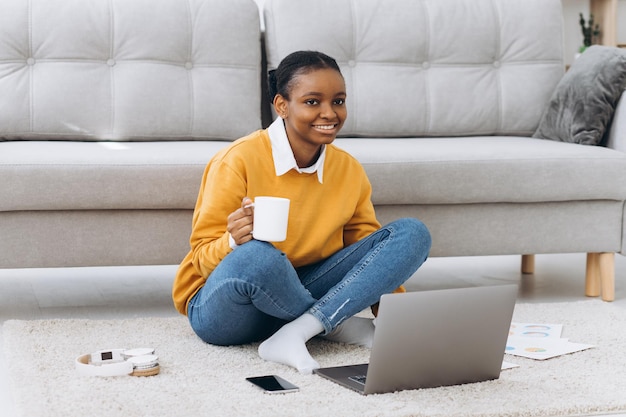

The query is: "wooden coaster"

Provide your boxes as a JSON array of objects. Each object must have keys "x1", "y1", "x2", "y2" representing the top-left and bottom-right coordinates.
[{"x1": 131, "y1": 365, "x2": 160, "y2": 377}]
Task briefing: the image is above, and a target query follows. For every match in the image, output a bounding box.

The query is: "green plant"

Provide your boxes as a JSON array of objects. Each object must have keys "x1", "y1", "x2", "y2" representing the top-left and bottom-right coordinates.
[{"x1": 579, "y1": 12, "x2": 600, "y2": 53}]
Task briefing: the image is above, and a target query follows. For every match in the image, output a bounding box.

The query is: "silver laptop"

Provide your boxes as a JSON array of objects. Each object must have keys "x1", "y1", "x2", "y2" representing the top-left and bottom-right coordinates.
[{"x1": 314, "y1": 284, "x2": 518, "y2": 395}]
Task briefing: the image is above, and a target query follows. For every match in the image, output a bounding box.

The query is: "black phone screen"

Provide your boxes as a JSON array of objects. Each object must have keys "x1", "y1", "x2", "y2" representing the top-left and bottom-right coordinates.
[{"x1": 246, "y1": 375, "x2": 299, "y2": 393}]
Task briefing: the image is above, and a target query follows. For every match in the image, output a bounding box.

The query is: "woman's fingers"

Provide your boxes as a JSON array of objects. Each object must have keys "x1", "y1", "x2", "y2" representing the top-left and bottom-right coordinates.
[{"x1": 227, "y1": 197, "x2": 255, "y2": 244}]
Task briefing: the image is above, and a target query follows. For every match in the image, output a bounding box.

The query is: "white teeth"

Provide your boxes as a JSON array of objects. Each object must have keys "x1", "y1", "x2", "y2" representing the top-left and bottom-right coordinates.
[{"x1": 314, "y1": 125, "x2": 334, "y2": 130}]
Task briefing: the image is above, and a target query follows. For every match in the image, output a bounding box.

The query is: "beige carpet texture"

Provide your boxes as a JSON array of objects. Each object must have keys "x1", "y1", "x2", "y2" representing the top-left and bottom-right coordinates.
[{"x1": 3, "y1": 299, "x2": 626, "y2": 417}]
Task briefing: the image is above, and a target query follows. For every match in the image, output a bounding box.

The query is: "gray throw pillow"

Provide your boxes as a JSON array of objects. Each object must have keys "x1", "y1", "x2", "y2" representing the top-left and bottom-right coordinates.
[{"x1": 533, "y1": 45, "x2": 626, "y2": 145}]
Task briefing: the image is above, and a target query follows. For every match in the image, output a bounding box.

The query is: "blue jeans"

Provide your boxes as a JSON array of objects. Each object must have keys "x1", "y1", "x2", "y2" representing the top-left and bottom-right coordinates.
[{"x1": 187, "y1": 218, "x2": 431, "y2": 346}]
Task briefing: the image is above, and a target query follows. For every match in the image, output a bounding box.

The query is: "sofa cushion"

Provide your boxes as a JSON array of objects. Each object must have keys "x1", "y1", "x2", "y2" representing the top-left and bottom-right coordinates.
[
  {"x1": 4, "y1": 137, "x2": 626, "y2": 213},
  {"x1": 264, "y1": 0, "x2": 564, "y2": 138},
  {"x1": 0, "y1": 141, "x2": 230, "y2": 211},
  {"x1": 0, "y1": 0, "x2": 262, "y2": 141},
  {"x1": 335, "y1": 137, "x2": 626, "y2": 205},
  {"x1": 533, "y1": 45, "x2": 626, "y2": 145}
]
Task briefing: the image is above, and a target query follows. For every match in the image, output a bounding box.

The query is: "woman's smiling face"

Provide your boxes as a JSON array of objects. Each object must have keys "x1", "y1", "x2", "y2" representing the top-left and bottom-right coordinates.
[{"x1": 274, "y1": 67, "x2": 347, "y2": 166}]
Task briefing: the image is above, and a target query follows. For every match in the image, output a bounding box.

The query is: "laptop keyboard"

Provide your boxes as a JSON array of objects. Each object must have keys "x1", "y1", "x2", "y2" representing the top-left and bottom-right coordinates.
[{"x1": 348, "y1": 375, "x2": 367, "y2": 385}]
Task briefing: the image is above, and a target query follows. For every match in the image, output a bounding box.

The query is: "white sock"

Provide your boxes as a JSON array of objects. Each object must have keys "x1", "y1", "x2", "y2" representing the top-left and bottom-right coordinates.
[
  {"x1": 258, "y1": 313, "x2": 324, "y2": 374},
  {"x1": 321, "y1": 316, "x2": 375, "y2": 348}
]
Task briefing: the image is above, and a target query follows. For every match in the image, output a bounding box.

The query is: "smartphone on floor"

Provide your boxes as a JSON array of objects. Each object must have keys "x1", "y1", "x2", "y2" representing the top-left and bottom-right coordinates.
[{"x1": 246, "y1": 375, "x2": 299, "y2": 394}]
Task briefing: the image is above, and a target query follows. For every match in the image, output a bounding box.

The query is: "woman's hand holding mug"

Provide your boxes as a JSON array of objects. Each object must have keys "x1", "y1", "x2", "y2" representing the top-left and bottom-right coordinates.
[
  {"x1": 227, "y1": 197, "x2": 254, "y2": 246},
  {"x1": 227, "y1": 196, "x2": 290, "y2": 245}
]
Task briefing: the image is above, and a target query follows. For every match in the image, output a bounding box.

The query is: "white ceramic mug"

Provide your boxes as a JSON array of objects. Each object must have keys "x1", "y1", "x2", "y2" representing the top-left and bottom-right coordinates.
[{"x1": 250, "y1": 196, "x2": 290, "y2": 242}]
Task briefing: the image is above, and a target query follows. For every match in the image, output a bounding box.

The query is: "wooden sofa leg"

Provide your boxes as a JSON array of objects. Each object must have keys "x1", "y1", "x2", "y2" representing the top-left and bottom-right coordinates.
[
  {"x1": 585, "y1": 253, "x2": 601, "y2": 297},
  {"x1": 521, "y1": 254, "x2": 535, "y2": 274},
  {"x1": 599, "y1": 252, "x2": 615, "y2": 302},
  {"x1": 585, "y1": 252, "x2": 615, "y2": 301}
]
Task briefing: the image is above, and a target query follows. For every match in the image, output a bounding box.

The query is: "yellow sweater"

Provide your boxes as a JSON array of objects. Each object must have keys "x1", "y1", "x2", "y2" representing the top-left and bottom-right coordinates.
[{"x1": 172, "y1": 128, "x2": 381, "y2": 315}]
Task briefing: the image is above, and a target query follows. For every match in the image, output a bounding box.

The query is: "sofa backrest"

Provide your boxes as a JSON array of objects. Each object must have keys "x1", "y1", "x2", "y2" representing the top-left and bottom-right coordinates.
[
  {"x1": 0, "y1": 0, "x2": 262, "y2": 141},
  {"x1": 263, "y1": 0, "x2": 565, "y2": 138}
]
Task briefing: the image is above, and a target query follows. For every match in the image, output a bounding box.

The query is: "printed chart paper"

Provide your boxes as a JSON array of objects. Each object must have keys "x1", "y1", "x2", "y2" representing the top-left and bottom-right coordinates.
[
  {"x1": 505, "y1": 322, "x2": 594, "y2": 360},
  {"x1": 501, "y1": 361, "x2": 520, "y2": 370},
  {"x1": 508, "y1": 323, "x2": 563, "y2": 338}
]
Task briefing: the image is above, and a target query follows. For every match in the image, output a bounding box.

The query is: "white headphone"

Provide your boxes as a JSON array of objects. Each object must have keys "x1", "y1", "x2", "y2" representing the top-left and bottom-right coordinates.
[{"x1": 75, "y1": 348, "x2": 159, "y2": 377}]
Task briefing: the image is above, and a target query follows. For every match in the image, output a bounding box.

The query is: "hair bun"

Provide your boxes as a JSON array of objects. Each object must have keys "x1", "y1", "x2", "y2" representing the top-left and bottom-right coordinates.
[{"x1": 267, "y1": 69, "x2": 278, "y2": 102}]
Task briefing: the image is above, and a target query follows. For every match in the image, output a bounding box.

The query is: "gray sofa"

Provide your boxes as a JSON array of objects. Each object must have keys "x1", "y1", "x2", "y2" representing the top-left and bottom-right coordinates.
[{"x1": 1, "y1": 0, "x2": 625, "y2": 302}]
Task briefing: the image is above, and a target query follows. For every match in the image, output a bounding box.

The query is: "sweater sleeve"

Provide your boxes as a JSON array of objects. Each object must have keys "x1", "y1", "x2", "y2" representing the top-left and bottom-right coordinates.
[
  {"x1": 173, "y1": 132, "x2": 270, "y2": 315},
  {"x1": 343, "y1": 164, "x2": 381, "y2": 245},
  {"x1": 189, "y1": 158, "x2": 247, "y2": 278}
]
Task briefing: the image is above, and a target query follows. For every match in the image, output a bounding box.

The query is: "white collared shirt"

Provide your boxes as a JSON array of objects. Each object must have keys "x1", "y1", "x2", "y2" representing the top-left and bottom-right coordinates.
[
  {"x1": 267, "y1": 117, "x2": 326, "y2": 184},
  {"x1": 229, "y1": 118, "x2": 327, "y2": 249}
]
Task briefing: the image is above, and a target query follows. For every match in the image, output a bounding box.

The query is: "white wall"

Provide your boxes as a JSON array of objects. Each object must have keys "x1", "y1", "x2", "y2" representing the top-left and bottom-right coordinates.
[
  {"x1": 619, "y1": 0, "x2": 626, "y2": 44},
  {"x1": 562, "y1": 0, "x2": 590, "y2": 66}
]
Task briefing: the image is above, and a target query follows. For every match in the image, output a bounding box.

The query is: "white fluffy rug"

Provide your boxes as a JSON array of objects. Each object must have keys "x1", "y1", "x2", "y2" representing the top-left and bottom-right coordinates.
[{"x1": 3, "y1": 300, "x2": 626, "y2": 417}]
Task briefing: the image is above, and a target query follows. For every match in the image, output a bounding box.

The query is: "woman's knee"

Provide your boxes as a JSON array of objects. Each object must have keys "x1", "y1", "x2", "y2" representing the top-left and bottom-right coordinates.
[
  {"x1": 228, "y1": 240, "x2": 291, "y2": 274},
  {"x1": 390, "y1": 217, "x2": 432, "y2": 256},
  {"x1": 189, "y1": 303, "x2": 280, "y2": 346}
]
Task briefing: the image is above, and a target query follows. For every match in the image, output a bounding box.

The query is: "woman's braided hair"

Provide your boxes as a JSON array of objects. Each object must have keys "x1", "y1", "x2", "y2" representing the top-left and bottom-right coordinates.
[{"x1": 268, "y1": 50, "x2": 342, "y2": 103}]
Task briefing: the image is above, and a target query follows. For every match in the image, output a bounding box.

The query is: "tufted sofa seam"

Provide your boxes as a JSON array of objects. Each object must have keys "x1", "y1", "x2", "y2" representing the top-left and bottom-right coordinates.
[
  {"x1": 328, "y1": 60, "x2": 561, "y2": 69},
  {"x1": 0, "y1": 163, "x2": 209, "y2": 168},
  {"x1": 348, "y1": 0, "x2": 357, "y2": 132},
  {"x1": 422, "y1": 0, "x2": 432, "y2": 135},
  {"x1": 351, "y1": 157, "x2": 626, "y2": 165},
  {"x1": 108, "y1": 0, "x2": 115, "y2": 137},
  {"x1": 0, "y1": 133, "x2": 235, "y2": 140},
  {"x1": 27, "y1": 0, "x2": 34, "y2": 133},
  {"x1": 4, "y1": 153, "x2": 623, "y2": 168},
  {"x1": 184, "y1": 0, "x2": 194, "y2": 137},
  {"x1": 0, "y1": 58, "x2": 265, "y2": 69},
  {"x1": 492, "y1": 0, "x2": 503, "y2": 133}
]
